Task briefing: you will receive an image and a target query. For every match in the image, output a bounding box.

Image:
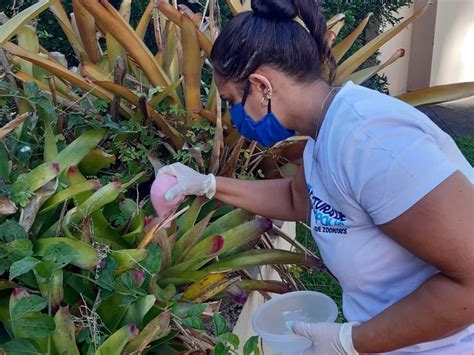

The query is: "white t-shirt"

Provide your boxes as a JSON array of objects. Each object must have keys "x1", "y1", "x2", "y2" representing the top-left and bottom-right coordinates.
[{"x1": 303, "y1": 81, "x2": 473, "y2": 354}]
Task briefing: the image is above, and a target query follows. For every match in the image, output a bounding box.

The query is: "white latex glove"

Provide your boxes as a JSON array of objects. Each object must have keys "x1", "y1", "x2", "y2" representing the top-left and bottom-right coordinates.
[
  {"x1": 158, "y1": 163, "x2": 216, "y2": 201},
  {"x1": 288, "y1": 321, "x2": 361, "y2": 355}
]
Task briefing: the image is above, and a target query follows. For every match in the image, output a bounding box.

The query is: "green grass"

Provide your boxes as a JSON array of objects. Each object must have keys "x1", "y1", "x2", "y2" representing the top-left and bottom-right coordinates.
[
  {"x1": 296, "y1": 223, "x2": 345, "y2": 322},
  {"x1": 296, "y1": 136, "x2": 473, "y2": 321},
  {"x1": 454, "y1": 136, "x2": 474, "y2": 165}
]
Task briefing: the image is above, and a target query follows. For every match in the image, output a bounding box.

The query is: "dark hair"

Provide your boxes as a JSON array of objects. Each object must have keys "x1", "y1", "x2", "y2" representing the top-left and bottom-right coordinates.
[{"x1": 210, "y1": 0, "x2": 337, "y2": 85}]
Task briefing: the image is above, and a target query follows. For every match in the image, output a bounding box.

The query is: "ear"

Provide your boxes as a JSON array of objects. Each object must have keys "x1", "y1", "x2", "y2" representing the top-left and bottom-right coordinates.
[{"x1": 248, "y1": 73, "x2": 273, "y2": 95}]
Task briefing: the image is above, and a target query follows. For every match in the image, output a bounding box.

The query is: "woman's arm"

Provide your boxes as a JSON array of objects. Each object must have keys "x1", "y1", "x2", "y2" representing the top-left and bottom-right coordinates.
[
  {"x1": 215, "y1": 163, "x2": 310, "y2": 221},
  {"x1": 352, "y1": 171, "x2": 474, "y2": 353}
]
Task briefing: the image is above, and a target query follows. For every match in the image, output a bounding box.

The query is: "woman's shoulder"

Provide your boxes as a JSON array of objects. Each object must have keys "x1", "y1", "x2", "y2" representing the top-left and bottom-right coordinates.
[
  {"x1": 319, "y1": 84, "x2": 464, "y2": 216},
  {"x1": 325, "y1": 82, "x2": 448, "y2": 155},
  {"x1": 332, "y1": 82, "x2": 427, "y2": 126}
]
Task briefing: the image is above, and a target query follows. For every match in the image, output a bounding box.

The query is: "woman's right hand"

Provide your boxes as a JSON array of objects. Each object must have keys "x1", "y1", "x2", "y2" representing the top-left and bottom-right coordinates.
[
  {"x1": 158, "y1": 163, "x2": 216, "y2": 201},
  {"x1": 159, "y1": 162, "x2": 309, "y2": 222}
]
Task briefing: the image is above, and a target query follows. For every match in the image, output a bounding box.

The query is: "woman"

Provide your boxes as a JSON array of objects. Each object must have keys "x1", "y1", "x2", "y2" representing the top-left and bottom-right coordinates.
[{"x1": 157, "y1": 0, "x2": 474, "y2": 353}]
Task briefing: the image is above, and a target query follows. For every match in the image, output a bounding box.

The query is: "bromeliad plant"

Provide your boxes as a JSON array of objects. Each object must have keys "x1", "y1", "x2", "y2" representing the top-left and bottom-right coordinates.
[
  {"x1": 2, "y1": 0, "x2": 473, "y2": 181},
  {"x1": 0, "y1": 125, "x2": 323, "y2": 353},
  {"x1": 0, "y1": 65, "x2": 321, "y2": 352},
  {"x1": 0, "y1": 61, "x2": 319, "y2": 352}
]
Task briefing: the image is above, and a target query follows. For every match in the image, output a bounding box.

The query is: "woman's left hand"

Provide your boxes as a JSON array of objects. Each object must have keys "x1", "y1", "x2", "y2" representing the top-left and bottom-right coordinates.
[{"x1": 289, "y1": 321, "x2": 361, "y2": 355}]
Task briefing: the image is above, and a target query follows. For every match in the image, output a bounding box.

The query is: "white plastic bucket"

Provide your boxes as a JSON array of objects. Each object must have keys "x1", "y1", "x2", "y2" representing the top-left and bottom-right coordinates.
[{"x1": 252, "y1": 291, "x2": 338, "y2": 355}]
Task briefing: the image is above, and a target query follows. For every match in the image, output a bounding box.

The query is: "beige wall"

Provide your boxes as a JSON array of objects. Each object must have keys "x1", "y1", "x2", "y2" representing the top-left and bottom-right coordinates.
[
  {"x1": 430, "y1": 0, "x2": 474, "y2": 86},
  {"x1": 379, "y1": 5, "x2": 415, "y2": 95},
  {"x1": 407, "y1": 0, "x2": 438, "y2": 91},
  {"x1": 379, "y1": 0, "x2": 474, "y2": 94}
]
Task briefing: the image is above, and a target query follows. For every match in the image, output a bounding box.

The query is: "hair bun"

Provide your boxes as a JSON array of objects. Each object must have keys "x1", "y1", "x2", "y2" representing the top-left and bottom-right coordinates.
[{"x1": 251, "y1": 0, "x2": 297, "y2": 21}]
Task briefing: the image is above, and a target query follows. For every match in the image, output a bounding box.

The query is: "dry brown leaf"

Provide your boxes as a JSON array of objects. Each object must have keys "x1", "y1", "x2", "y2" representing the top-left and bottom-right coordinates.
[
  {"x1": 0, "y1": 196, "x2": 17, "y2": 217},
  {"x1": 0, "y1": 113, "x2": 30, "y2": 139}
]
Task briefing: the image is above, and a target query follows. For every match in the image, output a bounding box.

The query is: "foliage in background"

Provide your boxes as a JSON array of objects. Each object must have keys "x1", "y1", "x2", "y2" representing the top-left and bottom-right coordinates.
[
  {"x1": 0, "y1": 0, "x2": 412, "y2": 93},
  {"x1": 1, "y1": 0, "x2": 76, "y2": 64},
  {"x1": 321, "y1": 0, "x2": 413, "y2": 93}
]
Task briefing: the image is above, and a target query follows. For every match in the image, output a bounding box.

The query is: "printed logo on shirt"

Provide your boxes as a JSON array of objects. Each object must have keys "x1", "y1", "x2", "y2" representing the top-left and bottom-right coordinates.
[{"x1": 307, "y1": 184, "x2": 347, "y2": 235}]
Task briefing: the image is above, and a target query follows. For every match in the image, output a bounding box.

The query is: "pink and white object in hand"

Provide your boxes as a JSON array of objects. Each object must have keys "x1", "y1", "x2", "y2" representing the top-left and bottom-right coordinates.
[{"x1": 150, "y1": 173, "x2": 184, "y2": 228}]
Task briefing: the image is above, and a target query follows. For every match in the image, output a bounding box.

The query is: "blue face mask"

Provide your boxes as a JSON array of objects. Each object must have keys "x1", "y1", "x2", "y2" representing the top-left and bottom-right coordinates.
[{"x1": 229, "y1": 83, "x2": 295, "y2": 147}]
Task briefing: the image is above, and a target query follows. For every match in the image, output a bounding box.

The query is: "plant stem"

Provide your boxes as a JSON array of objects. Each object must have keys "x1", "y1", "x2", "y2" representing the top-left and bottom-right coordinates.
[
  {"x1": 121, "y1": 171, "x2": 147, "y2": 190},
  {"x1": 72, "y1": 272, "x2": 103, "y2": 287}
]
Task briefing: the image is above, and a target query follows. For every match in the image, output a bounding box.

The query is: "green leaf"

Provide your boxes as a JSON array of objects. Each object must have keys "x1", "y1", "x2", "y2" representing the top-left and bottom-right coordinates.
[
  {"x1": 8, "y1": 239, "x2": 34, "y2": 260},
  {"x1": 0, "y1": 338, "x2": 40, "y2": 354},
  {"x1": 34, "y1": 242, "x2": 79, "y2": 281},
  {"x1": 52, "y1": 306, "x2": 80, "y2": 355},
  {"x1": 181, "y1": 316, "x2": 204, "y2": 330},
  {"x1": 0, "y1": 250, "x2": 10, "y2": 275},
  {"x1": 13, "y1": 313, "x2": 55, "y2": 338},
  {"x1": 142, "y1": 243, "x2": 161, "y2": 275},
  {"x1": 121, "y1": 295, "x2": 156, "y2": 329},
  {"x1": 187, "y1": 303, "x2": 207, "y2": 318},
  {"x1": 24, "y1": 82, "x2": 40, "y2": 100},
  {"x1": 214, "y1": 342, "x2": 230, "y2": 355},
  {"x1": 0, "y1": 219, "x2": 28, "y2": 243},
  {"x1": 0, "y1": 81, "x2": 14, "y2": 93},
  {"x1": 243, "y1": 336, "x2": 260, "y2": 355},
  {"x1": 177, "y1": 197, "x2": 207, "y2": 238},
  {"x1": 0, "y1": 240, "x2": 34, "y2": 276},
  {"x1": 0, "y1": 0, "x2": 51, "y2": 46},
  {"x1": 68, "y1": 113, "x2": 85, "y2": 129},
  {"x1": 213, "y1": 313, "x2": 228, "y2": 337},
  {"x1": 0, "y1": 145, "x2": 9, "y2": 180},
  {"x1": 95, "y1": 324, "x2": 137, "y2": 355},
  {"x1": 154, "y1": 283, "x2": 176, "y2": 302},
  {"x1": 43, "y1": 241, "x2": 79, "y2": 268},
  {"x1": 171, "y1": 302, "x2": 192, "y2": 318},
  {"x1": 16, "y1": 271, "x2": 38, "y2": 289},
  {"x1": 9, "y1": 257, "x2": 40, "y2": 281},
  {"x1": 96, "y1": 256, "x2": 117, "y2": 291},
  {"x1": 12, "y1": 294, "x2": 47, "y2": 318},
  {"x1": 33, "y1": 259, "x2": 56, "y2": 281},
  {"x1": 116, "y1": 271, "x2": 136, "y2": 292},
  {"x1": 33, "y1": 98, "x2": 57, "y2": 122},
  {"x1": 218, "y1": 332, "x2": 240, "y2": 349},
  {"x1": 148, "y1": 86, "x2": 164, "y2": 96},
  {"x1": 64, "y1": 271, "x2": 96, "y2": 304},
  {"x1": 12, "y1": 129, "x2": 106, "y2": 195}
]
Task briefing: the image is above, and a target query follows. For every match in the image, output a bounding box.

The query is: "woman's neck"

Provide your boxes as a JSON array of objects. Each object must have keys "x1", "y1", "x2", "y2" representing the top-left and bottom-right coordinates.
[{"x1": 286, "y1": 80, "x2": 338, "y2": 139}]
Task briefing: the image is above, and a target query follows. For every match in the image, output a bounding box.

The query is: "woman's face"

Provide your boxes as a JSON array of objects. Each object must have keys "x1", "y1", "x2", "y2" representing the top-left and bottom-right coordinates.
[{"x1": 214, "y1": 71, "x2": 289, "y2": 126}]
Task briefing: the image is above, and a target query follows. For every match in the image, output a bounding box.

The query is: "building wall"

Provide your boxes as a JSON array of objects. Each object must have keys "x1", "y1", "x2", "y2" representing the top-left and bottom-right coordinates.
[
  {"x1": 430, "y1": 0, "x2": 474, "y2": 86},
  {"x1": 379, "y1": 0, "x2": 474, "y2": 94},
  {"x1": 406, "y1": 0, "x2": 438, "y2": 91},
  {"x1": 379, "y1": 5, "x2": 415, "y2": 96}
]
